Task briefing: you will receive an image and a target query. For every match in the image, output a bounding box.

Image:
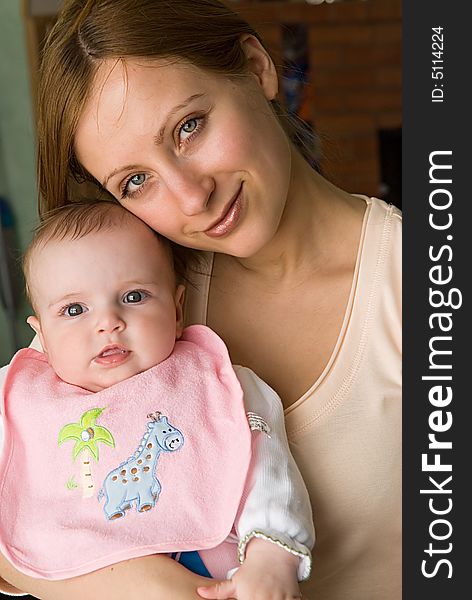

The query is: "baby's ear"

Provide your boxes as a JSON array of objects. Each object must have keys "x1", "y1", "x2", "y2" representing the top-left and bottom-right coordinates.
[{"x1": 26, "y1": 316, "x2": 46, "y2": 352}]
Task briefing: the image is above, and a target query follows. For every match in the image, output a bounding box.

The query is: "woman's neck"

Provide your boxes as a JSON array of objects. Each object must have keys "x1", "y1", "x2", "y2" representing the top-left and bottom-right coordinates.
[{"x1": 228, "y1": 149, "x2": 363, "y2": 286}]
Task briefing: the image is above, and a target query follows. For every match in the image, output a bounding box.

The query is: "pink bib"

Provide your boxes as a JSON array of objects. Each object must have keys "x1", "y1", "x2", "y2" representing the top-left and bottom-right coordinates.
[{"x1": 0, "y1": 325, "x2": 251, "y2": 579}]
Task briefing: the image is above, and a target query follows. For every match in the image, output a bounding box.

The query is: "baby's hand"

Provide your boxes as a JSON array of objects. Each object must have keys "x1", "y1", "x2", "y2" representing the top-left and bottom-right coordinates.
[{"x1": 197, "y1": 538, "x2": 302, "y2": 600}]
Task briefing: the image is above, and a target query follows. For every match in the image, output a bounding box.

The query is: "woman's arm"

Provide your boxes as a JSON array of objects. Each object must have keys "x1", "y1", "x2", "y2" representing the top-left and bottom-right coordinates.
[{"x1": 1, "y1": 552, "x2": 212, "y2": 600}]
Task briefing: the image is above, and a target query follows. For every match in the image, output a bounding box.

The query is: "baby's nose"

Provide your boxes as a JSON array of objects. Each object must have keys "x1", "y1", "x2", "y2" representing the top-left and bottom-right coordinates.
[{"x1": 97, "y1": 311, "x2": 125, "y2": 334}]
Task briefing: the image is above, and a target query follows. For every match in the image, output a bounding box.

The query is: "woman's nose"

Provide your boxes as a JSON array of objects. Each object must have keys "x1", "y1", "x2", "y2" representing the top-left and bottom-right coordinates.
[{"x1": 167, "y1": 168, "x2": 215, "y2": 216}]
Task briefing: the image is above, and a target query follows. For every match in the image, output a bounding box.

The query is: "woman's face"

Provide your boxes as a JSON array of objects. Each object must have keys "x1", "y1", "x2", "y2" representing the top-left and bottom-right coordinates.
[{"x1": 75, "y1": 51, "x2": 292, "y2": 258}]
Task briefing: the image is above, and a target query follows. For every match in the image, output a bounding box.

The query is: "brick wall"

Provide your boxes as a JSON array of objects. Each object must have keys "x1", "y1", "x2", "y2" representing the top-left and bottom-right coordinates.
[{"x1": 237, "y1": 0, "x2": 402, "y2": 197}]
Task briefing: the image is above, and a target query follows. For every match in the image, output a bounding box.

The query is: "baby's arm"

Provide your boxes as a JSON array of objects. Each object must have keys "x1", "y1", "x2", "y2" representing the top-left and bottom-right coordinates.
[
  {"x1": 199, "y1": 366, "x2": 314, "y2": 599},
  {"x1": 198, "y1": 538, "x2": 301, "y2": 600}
]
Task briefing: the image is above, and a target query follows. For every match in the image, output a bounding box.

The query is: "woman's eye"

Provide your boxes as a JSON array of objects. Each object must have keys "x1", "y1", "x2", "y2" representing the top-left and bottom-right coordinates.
[
  {"x1": 130, "y1": 174, "x2": 146, "y2": 186},
  {"x1": 182, "y1": 119, "x2": 198, "y2": 135},
  {"x1": 63, "y1": 303, "x2": 86, "y2": 317},
  {"x1": 123, "y1": 290, "x2": 146, "y2": 303},
  {"x1": 178, "y1": 116, "x2": 204, "y2": 144},
  {"x1": 121, "y1": 173, "x2": 147, "y2": 199}
]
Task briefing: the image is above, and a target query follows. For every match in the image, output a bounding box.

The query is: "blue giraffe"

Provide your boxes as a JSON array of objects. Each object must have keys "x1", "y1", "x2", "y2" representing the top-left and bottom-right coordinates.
[{"x1": 98, "y1": 412, "x2": 184, "y2": 520}]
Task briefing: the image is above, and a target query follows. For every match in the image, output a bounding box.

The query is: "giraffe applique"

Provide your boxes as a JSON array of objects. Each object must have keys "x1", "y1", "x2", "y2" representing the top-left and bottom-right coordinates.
[{"x1": 98, "y1": 412, "x2": 184, "y2": 520}]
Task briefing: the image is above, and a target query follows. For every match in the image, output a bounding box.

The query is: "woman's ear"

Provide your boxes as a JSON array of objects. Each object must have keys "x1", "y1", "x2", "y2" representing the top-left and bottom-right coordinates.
[
  {"x1": 26, "y1": 316, "x2": 47, "y2": 352},
  {"x1": 174, "y1": 285, "x2": 186, "y2": 340},
  {"x1": 240, "y1": 34, "x2": 278, "y2": 100}
]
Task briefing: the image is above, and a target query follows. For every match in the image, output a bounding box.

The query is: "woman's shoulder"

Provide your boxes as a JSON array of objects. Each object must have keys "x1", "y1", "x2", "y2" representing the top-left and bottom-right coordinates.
[
  {"x1": 362, "y1": 197, "x2": 402, "y2": 255},
  {"x1": 363, "y1": 197, "x2": 402, "y2": 342},
  {"x1": 368, "y1": 196, "x2": 402, "y2": 225}
]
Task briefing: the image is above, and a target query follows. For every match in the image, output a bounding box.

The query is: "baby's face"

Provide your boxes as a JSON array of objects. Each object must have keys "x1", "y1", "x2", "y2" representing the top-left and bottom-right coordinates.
[{"x1": 27, "y1": 219, "x2": 184, "y2": 392}]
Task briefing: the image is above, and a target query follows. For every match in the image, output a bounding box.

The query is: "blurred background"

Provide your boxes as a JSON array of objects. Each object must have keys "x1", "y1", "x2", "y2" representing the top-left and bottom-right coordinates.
[{"x1": 0, "y1": 0, "x2": 401, "y2": 367}]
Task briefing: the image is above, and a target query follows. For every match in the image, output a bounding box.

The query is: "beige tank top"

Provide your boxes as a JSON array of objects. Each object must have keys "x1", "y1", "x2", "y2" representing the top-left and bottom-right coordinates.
[{"x1": 184, "y1": 197, "x2": 402, "y2": 599}]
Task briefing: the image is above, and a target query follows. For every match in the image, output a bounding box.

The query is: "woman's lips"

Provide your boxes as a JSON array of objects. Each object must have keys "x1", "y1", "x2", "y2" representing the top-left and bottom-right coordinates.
[
  {"x1": 94, "y1": 346, "x2": 130, "y2": 366},
  {"x1": 204, "y1": 186, "x2": 243, "y2": 238}
]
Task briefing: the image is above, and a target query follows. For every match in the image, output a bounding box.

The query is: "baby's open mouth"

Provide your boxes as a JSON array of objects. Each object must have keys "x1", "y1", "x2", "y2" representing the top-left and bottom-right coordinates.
[
  {"x1": 95, "y1": 346, "x2": 130, "y2": 364},
  {"x1": 98, "y1": 347, "x2": 127, "y2": 358}
]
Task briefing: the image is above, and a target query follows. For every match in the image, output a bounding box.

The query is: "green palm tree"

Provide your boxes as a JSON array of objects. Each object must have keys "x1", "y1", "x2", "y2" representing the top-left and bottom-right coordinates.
[{"x1": 58, "y1": 408, "x2": 115, "y2": 498}]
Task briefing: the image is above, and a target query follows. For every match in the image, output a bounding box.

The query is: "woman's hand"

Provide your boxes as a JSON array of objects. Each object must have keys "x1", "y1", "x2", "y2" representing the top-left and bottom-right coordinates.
[{"x1": 1, "y1": 552, "x2": 212, "y2": 600}]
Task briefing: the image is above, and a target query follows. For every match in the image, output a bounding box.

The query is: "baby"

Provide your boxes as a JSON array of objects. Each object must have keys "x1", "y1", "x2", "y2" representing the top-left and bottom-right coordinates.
[{"x1": 0, "y1": 201, "x2": 314, "y2": 600}]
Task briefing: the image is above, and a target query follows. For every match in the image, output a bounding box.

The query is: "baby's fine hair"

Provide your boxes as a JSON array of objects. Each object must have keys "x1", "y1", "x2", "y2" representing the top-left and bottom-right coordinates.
[{"x1": 23, "y1": 200, "x2": 182, "y2": 307}]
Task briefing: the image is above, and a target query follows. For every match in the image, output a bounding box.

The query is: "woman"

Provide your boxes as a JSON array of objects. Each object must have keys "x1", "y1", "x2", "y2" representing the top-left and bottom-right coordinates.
[{"x1": 0, "y1": 0, "x2": 401, "y2": 598}]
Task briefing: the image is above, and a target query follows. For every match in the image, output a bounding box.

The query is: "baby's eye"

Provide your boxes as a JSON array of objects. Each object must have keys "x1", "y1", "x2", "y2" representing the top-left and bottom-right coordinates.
[
  {"x1": 63, "y1": 303, "x2": 86, "y2": 317},
  {"x1": 123, "y1": 290, "x2": 147, "y2": 303}
]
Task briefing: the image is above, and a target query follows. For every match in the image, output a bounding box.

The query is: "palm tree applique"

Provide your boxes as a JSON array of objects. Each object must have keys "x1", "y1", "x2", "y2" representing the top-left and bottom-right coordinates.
[{"x1": 58, "y1": 408, "x2": 115, "y2": 498}]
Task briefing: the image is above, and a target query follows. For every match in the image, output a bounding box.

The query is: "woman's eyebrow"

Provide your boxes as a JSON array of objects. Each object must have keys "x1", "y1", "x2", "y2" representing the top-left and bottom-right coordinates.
[
  {"x1": 154, "y1": 93, "x2": 206, "y2": 145},
  {"x1": 102, "y1": 164, "x2": 141, "y2": 188},
  {"x1": 102, "y1": 93, "x2": 206, "y2": 187}
]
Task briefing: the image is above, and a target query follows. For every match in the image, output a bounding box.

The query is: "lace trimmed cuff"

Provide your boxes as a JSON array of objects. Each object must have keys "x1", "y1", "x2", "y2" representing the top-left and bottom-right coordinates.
[{"x1": 237, "y1": 530, "x2": 312, "y2": 581}]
